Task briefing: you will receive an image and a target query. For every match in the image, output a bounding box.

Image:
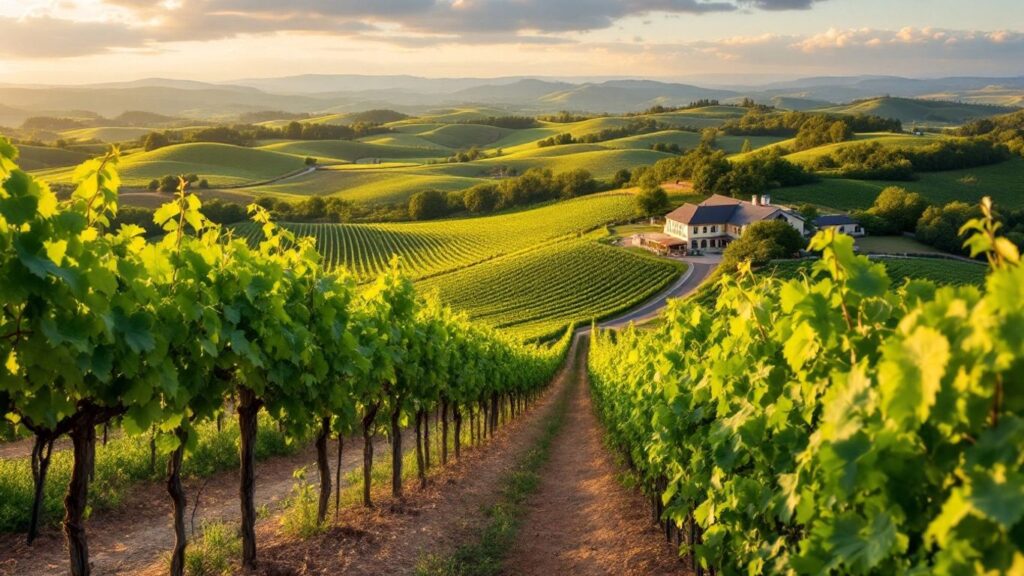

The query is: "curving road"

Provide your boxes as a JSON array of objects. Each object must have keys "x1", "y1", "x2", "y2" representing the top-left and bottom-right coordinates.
[{"x1": 578, "y1": 255, "x2": 720, "y2": 334}]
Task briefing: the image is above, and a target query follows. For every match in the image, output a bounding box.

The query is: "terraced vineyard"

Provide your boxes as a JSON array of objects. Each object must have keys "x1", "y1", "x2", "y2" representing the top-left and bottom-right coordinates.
[
  {"x1": 231, "y1": 193, "x2": 637, "y2": 282},
  {"x1": 418, "y1": 234, "x2": 684, "y2": 341}
]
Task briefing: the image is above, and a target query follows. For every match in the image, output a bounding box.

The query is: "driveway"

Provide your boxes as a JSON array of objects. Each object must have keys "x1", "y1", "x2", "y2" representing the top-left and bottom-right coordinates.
[{"x1": 579, "y1": 254, "x2": 721, "y2": 333}]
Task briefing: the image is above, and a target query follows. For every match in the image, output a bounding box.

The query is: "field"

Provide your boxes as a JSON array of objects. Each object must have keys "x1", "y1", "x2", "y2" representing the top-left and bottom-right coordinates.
[
  {"x1": 232, "y1": 193, "x2": 638, "y2": 282},
  {"x1": 59, "y1": 126, "x2": 153, "y2": 143},
  {"x1": 230, "y1": 192, "x2": 673, "y2": 340},
  {"x1": 418, "y1": 234, "x2": 683, "y2": 341},
  {"x1": 36, "y1": 142, "x2": 308, "y2": 187},
  {"x1": 814, "y1": 96, "x2": 1018, "y2": 126},
  {"x1": 772, "y1": 157, "x2": 1024, "y2": 211},
  {"x1": 767, "y1": 256, "x2": 986, "y2": 286},
  {"x1": 13, "y1": 145, "x2": 90, "y2": 170}
]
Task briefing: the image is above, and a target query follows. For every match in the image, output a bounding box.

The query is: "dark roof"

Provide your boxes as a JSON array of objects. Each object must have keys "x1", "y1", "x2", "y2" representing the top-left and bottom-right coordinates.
[
  {"x1": 665, "y1": 194, "x2": 785, "y2": 226},
  {"x1": 815, "y1": 214, "x2": 859, "y2": 226}
]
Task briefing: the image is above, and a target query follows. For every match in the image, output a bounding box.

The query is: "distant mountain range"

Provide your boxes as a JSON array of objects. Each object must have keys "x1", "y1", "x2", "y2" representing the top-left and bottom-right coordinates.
[{"x1": 0, "y1": 74, "x2": 1020, "y2": 127}]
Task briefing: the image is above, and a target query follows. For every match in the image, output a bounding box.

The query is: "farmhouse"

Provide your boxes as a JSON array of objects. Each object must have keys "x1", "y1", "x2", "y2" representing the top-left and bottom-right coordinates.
[
  {"x1": 814, "y1": 214, "x2": 865, "y2": 237},
  {"x1": 659, "y1": 194, "x2": 805, "y2": 253}
]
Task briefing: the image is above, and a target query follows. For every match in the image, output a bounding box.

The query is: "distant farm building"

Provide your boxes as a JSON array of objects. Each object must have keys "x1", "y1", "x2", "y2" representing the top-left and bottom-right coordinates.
[
  {"x1": 655, "y1": 194, "x2": 805, "y2": 254},
  {"x1": 814, "y1": 214, "x2": 865, "y2": 237}
]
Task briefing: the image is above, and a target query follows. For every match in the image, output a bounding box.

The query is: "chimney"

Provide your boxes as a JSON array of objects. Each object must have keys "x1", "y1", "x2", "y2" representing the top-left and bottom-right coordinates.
[
  {"x1": 761, "y1": 194, "x2": 771, "y2": 206},
  {"x1": 751, "y1": 195, "x2": 759, "y2": 206}
]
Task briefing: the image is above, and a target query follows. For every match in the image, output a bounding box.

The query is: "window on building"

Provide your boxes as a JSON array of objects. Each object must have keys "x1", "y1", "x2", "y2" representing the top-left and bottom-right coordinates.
[{"x1": 710, "y1": 225, "x2": 717, "y2": 233}]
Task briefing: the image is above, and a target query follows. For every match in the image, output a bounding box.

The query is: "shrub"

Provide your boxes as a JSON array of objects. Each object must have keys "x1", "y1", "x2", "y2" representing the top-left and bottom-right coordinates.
[
  {"x1": 279, "y1": 468, "x2": 326, "y2": 538},
  {"x1": 915, "y1": 201, "x2": 980, "y2": 255},
  {"x1": 866, "y1": 186, "x2": 928, "y2": 233},
  {"x1": 635, "y1": 185, "x2": 669, "y2": 217},
  {"x1": 722, "y1": 219, "x2": 806, "y2": 268},
  {"x1": 408, "y1": 190, "x2": 450, "y2": 221}
]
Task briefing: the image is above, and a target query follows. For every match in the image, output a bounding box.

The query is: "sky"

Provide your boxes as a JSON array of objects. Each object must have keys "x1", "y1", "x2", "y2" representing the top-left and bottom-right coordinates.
[{"x1": 0, "y1": 0, "x2": 1021, "y2": 84}]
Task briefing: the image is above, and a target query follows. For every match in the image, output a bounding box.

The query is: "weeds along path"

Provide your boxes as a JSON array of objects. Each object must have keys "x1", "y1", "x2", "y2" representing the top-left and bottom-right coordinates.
[
  {"x1": 504, "y1": 337, "x2": 686, "y2": 576},
  {"x1": 251, "y1": 339, "x2": 583, "y2": 576},
  {"x1": 0, "y1": 433, "x2": 393, "y2": 576}
]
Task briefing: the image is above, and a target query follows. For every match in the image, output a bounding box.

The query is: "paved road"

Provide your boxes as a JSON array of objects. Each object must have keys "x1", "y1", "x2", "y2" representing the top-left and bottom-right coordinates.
[{"x1": 579, "y1": 256, "x2": 720, "y2": 334}]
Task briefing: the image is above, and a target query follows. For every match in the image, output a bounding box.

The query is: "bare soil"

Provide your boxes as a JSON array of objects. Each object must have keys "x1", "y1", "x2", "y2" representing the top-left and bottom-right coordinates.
[
  {"x1": 503, "y1": 340, "x2": 688, "y2": 576},
  {"x1": 0, "y1": 434, "x2": 385, "y2": 576},
  {"x1": 250, "y1": 341, "x2": 582, "y2": 576}
]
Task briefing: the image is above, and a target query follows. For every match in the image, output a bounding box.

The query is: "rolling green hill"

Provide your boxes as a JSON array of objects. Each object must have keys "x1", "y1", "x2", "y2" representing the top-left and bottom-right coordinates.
[
  {"x1": 59, "y1": 126, "x2": 154, "y2": 143},
  {"x1": 781, "y1": 132, "x2": 947, "y2": 164},
  {"x1": 260, "y1": 140, "x2": 447, "y2": 163},
  {"x1": 771, "y1": 157, "x2": 1024, "y2": 211},
  {"x1": 14, "y1": 145, "x2": 91, "y2": 171},
  {"x1": 246, "y1": 166, "x2": 484, "y2": 205},
  {"x1": 34, "y1": 142, "x2": 307, "y2": 187},
  {"x1": 814, "y1": 97, "x2": 1017, "y2": 126}
]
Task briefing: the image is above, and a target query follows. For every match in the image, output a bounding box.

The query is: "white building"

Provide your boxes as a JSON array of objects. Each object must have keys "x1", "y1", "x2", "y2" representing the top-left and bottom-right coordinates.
[
  {"x1": 814, "y1": 215, "x2": 865, "y2": 237},
  {"x1": 662, "y1": 194, "x2": 805, "y2": 253}
]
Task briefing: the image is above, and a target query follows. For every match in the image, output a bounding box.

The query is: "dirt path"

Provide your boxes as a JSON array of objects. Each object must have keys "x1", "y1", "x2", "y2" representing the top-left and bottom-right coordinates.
[
  {"x1": 251, "y1": 340, "x2": 583, "y2": 576},
  {"x1": 0, "y1": 432, "x2": 395, "y2": 576},
  {"x1": 504, "y1": 339, "x2": 687, "y2": 576}
]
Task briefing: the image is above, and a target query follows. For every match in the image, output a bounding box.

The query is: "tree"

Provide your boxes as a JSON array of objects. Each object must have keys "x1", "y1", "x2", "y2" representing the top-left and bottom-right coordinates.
[
  {"x1": 611, "y1": 168, "x2": 631, "y2": 189},
  {"x1": 148, "y1": 179, "x2": 160, "y2": 191},
  {"x1": 740, "y1": 139, "x2": 752, "y2": 154},
  {"x1": 159, "y1": 175, "x2": 180, "y2": 193},
  {"x1": 722, "y1": 219, "x2": 805, "y2": 268},
  {"x1": 463, "y1": 183, "x2": 499, "y2": 214},
  {"x1": 285, "y1": 121, "x2": 304, "y2": 140},
  {"x1": 554, "y1": 168, "x2": 596, "y2": 199},
  {"x1": 798, "y1": 203, "x2": 820, "y2": 234},
  {"x1": 635, "y1": 185, "x2": 669, "y2": 217},
  {"x1": 915, "y1": 201, "x2": 980, "y2": 255},
  {"x1": 408, "y1": 190, "x2": 449, "y2": 221},
  {"x1": 867, "y1": 186, "x2": 928, "y2": 233},
  {"x1": 144, "y1": 131, "x2": 170, "y2": 152},
  {"x1": 304, "y1": 156, "x2": 318, "y2": 166}
]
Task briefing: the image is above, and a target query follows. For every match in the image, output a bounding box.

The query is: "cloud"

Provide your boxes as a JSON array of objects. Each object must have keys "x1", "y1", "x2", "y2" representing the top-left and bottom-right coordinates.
[{"x1": 0, "y1": 16, "x2": 147, "y2": 57}]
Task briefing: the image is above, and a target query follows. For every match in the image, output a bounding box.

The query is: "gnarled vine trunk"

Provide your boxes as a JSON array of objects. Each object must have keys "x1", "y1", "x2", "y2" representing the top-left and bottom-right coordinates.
[
  {"x1": 237, "y1": 386, "x2": 261, "y2": 570},
  {"x1": 315, "y1": 416, "x2": 331, "y2": 524},
  {"x1": 362, "y1": 403, "x2": 380, "y2": 507},
  {"x1": 453, "y1": 405, "x2": 462, "y2": 459},
  {"x1": 390, "y1": 400, "x2": 403, "y2": 499},
  {"x1": 64, "y1": 417, "x2": 96, "y2": 576},
  {"x1": 167, "y1": 426, "x2": 188, "y2": 576},
  {"x1": 415, "y1": 410, "x2": 426, "y2": 489},
  {"x1": 440, "y1": 399, "x2": 449, "y2": 465},
  {"x1": 28, "y1": 434, "x2": 55, "y2": 545}
]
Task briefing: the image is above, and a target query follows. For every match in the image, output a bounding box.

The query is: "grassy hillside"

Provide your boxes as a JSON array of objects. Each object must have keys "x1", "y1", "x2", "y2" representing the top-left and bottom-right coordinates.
[
  {"x1": 772, "y1": 157, "x2": 1024, "y2": 211},
  {"x1": 418, "y1": 234, "x2": 682, "y2": 341},
  {"x1": 415, "y1": 124, "x2": 508, "y2": 149},
  {"x1": 231, "y1": 193, "x2": 637, "y2": 282},
  {"x1": 260, "y1": 140, "x2": 447, "y2": 163},
  {"x1": 14, "y1": 145, "x2": 91, "y2": 171},
  {"x1": 814, "y1": 97, "x2": 1017, "y2": 126},
  {"x1": 247, "y1": 167, "x2": 484, "y2": 205},
  {"x1": 781, "y1": 132, "x2": 946, "y2": 164},
  {"x1": 59, "y1": 126, "x2": 154, "y2": 143},
  {"x1": 34, "y1": 142, "x2": 307, "y2": 187}
]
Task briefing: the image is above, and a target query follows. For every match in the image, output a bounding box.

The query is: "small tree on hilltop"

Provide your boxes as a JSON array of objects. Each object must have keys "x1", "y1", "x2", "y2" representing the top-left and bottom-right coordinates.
[
  {"x1": 144, "y1": 131, "x2": 170, "y2": 152},
  {"x1": 635, "y1": 184, "x2": 669, "y2": 218}
]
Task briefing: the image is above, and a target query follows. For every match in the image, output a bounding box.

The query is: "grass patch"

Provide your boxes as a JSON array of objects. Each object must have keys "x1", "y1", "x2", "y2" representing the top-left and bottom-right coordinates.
[
  {"x1": 181, "y1": 520, "x2": 242, "y2": 576},
  {"x1": 415, "y1": 363, "x2": 575, "y2": 576}
]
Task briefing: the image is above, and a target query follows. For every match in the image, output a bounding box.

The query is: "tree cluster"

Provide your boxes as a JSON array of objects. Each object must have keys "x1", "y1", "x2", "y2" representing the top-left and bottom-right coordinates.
[{"x1": 813, "y1": 139, "x2": 1010, "y2": 180}]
